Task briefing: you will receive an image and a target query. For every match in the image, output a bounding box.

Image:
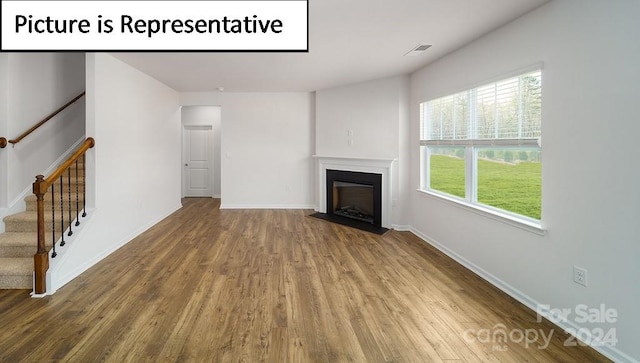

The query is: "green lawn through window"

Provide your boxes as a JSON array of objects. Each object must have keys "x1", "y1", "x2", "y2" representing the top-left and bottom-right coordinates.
[
  {"x1": 429, "y1": 155, "x2": 541, "y2": 219},
  {"x1": 429, "y1": 153, "x2": 465, "y2": 198}
]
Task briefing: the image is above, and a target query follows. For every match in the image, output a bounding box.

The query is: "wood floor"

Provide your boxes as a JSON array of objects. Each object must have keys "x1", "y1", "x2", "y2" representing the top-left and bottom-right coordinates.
[{"x1": 0, "y1": 198, "x2": 609, "y2": 362}]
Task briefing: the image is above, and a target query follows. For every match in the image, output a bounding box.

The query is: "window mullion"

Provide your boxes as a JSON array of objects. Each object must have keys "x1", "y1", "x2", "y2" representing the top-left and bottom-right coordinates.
[
  {"x1": 421, "y1": 146, "x2": 430, "y2": 190},
  {"x1": 467, "y1": 89, "x2": 476, "y2": 203},
  {"x1": 466, "y1": 146, "x2": 477, "y2": 203}
]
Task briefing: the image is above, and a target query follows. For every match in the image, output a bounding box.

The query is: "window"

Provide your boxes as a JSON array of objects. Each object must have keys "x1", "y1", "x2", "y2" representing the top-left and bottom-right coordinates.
[{"x1": 420, "y1": 70, "x2": 542, "y2": 222}]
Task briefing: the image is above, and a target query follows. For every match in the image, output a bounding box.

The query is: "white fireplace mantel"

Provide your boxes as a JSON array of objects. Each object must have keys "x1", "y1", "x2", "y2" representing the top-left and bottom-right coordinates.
[{"x1": 313, "y1": 155, "x2": 396, "y2": 228}]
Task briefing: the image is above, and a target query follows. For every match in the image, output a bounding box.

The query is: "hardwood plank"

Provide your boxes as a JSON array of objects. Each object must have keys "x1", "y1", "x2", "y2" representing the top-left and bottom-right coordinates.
[{"x1": 0, "y1": 198, "x2": 611, "y2": 362}]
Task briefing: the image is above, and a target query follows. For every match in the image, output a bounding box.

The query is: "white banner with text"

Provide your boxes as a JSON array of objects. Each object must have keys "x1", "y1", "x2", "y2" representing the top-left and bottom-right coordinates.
[{"x1": 1, "y1": 0, "x2": 308, "y2": 51}]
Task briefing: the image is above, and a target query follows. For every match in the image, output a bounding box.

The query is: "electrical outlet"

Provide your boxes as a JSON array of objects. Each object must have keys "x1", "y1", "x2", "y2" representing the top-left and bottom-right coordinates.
[{"x1": 573, "y1": 266, "x2": 588, "y2": 287}]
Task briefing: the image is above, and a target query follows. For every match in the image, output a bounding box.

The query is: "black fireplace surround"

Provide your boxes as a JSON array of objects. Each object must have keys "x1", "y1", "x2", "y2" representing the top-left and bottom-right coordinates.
[
  {"x1": 310, "y1": 167, "x2": 389, "y2": 235},
  {"x1": 311, "y1": 169, "x2": 388, "y2": 234},
  {"x1": 327, "y1": 169, "x2": 382, "y2": 227}
]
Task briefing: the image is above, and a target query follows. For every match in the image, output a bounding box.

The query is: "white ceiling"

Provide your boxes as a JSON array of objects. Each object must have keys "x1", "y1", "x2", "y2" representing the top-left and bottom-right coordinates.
[{"x1": 112, "y1": 0, "x2": 548, "y2": 92}]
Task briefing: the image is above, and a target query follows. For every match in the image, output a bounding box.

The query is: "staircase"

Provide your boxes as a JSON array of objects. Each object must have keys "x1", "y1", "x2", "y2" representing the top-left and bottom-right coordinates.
[
  {"x1": 0, "y1": 162, "x2": 84, "y2": 290},
  {"x1": 0, "y1": 91, "x2": 91, "y2": 292}
]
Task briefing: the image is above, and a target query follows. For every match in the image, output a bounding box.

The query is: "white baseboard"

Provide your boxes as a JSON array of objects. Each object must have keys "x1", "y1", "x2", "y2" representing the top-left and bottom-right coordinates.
[
  {"x1": 220, "y1": 203, "x2": 315, "y2": 210},
  {"x1": 391, "y1": 224, "x2": 411, "y2": 231},
  {"x1": 48, "y1": 203, "x2": 183, "y2": 294},
  {"x1": 407, "y1": 226, "x2": 637, "y2": 363},
  {"x1": 30, "y1": 292, "x2": 47, "y2": 298}
]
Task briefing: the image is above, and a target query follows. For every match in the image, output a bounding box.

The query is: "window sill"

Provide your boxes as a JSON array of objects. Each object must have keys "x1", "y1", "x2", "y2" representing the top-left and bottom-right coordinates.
[{"x1": 416, "y1": 189, "x2": 547, "y2": 236}]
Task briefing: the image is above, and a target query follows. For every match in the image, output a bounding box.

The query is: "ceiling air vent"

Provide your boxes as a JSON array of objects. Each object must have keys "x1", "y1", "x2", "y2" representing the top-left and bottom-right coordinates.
[{"x1": 404, "y1": 44, "x2": 432, "y2": 57}]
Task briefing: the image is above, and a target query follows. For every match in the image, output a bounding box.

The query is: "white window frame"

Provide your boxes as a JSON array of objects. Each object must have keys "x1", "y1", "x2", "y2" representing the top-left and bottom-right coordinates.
[{"x1": 418, "y1": 68, "x2": 545, "y2": 234}]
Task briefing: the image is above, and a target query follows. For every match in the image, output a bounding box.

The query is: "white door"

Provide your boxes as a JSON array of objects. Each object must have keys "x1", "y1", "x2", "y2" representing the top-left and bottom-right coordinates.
[{"x1": 183, "y1": 126, "x2": 213, "y2": 197}]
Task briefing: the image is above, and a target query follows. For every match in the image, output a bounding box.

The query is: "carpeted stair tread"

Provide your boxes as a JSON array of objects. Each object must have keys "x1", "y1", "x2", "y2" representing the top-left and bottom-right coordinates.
[
  {"x1": 24, "y1": 193, "x2": 81, "y2": 203},
  {"x1": 4, "y1": 210, "x2": 79, "y2": 223},
  {"x1": 0, "y1": 258, "x2": 33, "y2": 289},
  {"x1": 0, "y1": 231, "x2": 54, "y2": 247},
  {"x1": 3, "y1": 210, "x2": 79, "y2": 233},
  {"x1": 24, "y1": 193, "x2": 84, "y2": 212},
  {"x1": 0, "y1": 233, "x2": 39, "y2": 258},
  {"x1": 4, "y1": 211, "x2": 40, "y2": 224},
  {"x1": 0, "y1": 232, "x2": 39, "y2": 247},
  {"x1": 0, "y1": 257, "x2": 33, "y2": 275}
]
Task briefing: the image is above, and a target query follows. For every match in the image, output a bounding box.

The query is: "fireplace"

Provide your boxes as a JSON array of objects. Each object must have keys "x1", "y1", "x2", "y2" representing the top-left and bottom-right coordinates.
[
  {"x1": 312, "y1": 155, "x2": 395, "y2": 234},
  {"x1": 326, "y1": 169, "x2": 382, "y2": 227}
]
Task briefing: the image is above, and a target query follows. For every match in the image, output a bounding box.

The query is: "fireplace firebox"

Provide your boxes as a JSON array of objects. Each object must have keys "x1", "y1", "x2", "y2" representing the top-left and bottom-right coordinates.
[{"x1": 326, "y1": 169, "x2": 382, "y2": 228}]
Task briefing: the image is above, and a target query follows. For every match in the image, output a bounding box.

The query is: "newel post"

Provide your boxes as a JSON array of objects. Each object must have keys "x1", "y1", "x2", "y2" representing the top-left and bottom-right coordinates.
[{"x1": 33, "y1": 175, "x2": 48, "y2": 294}]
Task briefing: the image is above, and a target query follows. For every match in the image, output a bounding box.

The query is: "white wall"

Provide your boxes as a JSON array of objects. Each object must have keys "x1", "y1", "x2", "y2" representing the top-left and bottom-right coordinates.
[
  {"x1": 316, "y1": 76, "x2": 405, "y2": 159},
  {"x1": 396, "y1": 77, "x2": 411, "y2": 227},
  {"x1": 181, "y1": 92, "x2": 315, "y2": 208},
  {"x1": 181, "y1": 106, "x2": 222, "y2": 197},
  {"x1": 0, "y1": 54, "x2": 9, "y2": 209},
  {"x1": 315, "y1": 75, "x2": 410, "y2": 226},
  {"x1": 0, "y1": 53, "x2": 85, "y2": 220},
  {"x1": 51, "y1": 53, "x2": 182, "y2": 290},
  {"x1": 409, "y1": 1, "x2": 639, "y2": 361}
]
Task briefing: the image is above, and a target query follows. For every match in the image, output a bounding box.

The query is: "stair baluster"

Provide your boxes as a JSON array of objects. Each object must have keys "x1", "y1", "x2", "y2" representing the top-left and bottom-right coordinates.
[
  {"x1": 59, "y1": 176, "x2": 65, "y2": 248},
  {"x1": 67, "y1": 169, "x2": 73, "y2": 237},
  {"x1": 75, "y1": 159, "x2": 80, "y2": 226},
  {"x1": 82, "y1": 154, "x2": 86, "y2": 218},
  {"x1": 51, "y1": 183, "x2": 57, "y2": 258}
]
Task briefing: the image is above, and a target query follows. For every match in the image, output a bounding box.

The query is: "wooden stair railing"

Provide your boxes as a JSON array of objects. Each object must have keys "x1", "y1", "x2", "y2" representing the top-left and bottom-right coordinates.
[
  {"x1": 32, "y1": 137, "x2": 95, "y2": 294},
  {"x1": 4, "y1": 92, "x2": 85, "y2": 147}
]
